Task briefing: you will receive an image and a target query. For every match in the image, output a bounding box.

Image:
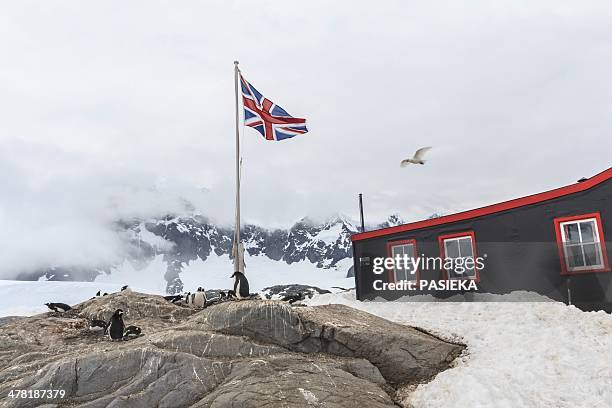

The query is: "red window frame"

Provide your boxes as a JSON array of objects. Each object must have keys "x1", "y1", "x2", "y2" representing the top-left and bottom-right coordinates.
[
  {"x1": 554, "y1": 212, "x2": 610, "y2": 275},
  {"x1": 438, "y1": 231, "x2": 480, "y2": 282},
  {"x1": 386, "y1": 239, "x2": 420, "y2": 283}
]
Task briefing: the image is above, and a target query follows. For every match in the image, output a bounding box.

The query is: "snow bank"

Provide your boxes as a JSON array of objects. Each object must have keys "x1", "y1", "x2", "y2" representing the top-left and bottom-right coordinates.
[
  {"x1": 180, "y1": 253, "x2": 353, "y2": 293},
  {"x1": 1, "y1": 253, "x2": 353, "y2": 317},
  {"x1": 0, "y1": 280, "x2": 124, "y2": 317},
  {"x1": 304, "y1": 291, "x2": 612, "y2": 408}
]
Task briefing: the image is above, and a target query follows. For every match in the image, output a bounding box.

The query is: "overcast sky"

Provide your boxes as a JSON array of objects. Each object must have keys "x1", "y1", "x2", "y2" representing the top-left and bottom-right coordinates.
[{"x1": 1, "y1": 1, "x2": 611, "y2": 274}]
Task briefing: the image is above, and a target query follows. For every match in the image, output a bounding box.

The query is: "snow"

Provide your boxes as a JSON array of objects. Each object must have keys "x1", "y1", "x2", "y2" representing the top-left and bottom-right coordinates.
[
  {"x1": 97, "y1": 249, "x2": 352, "y2": 296},
  {"x1": 299, "y1": 388, "x2": 319, "y2": 404},
  {"x1": 304, "y1": 291, "x2": 612, "y2": 408},
  {"x1": 0, "y1": 280, "x2": 123, "y2": 317},
  {"x1": 313, "y1": 222, "x2": 343, "y2": 245},
  {"x1": 1, "y1": 268, "x2": 610, "y2": 407},
  {"x1": 135, "y1": 222, "x2": 175, "y2": 250},
  {"x1": 180, "y1": 253, "x2": 353, "y2": 293},
  {"x1": 0, "y1": 253, "x2": 353, "y2": 317},
  {"x1": 95, "y1": 254, "x2": 169, "y2": 294}
]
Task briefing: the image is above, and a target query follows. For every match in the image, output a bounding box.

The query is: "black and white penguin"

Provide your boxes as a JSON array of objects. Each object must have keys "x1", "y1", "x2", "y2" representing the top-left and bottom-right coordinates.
[
  {"x1": 281, "y1": 293, "x2": 304, "y2": 304},
  {"x1": 120, "y1": 285, "x2": 128, "y2": 291},
  {"x1": 163, "y1": 294, "x2": 182, "y2": 303},
  {"x1": 123, "y1": 325, "x2": 141, "y2": 338},
  {"x1": 103, "y1": 292, "x2": 108, "y2": 296},
  {"x1": 230, "y1": 272, "x2": 250, "y2": 299},
  {"x1": 187, "y1": 287, "x2": 207, "y2": 308},
  {"x1": 108, "y1": 309, "x2": 125, "y2": 341},
  {"x1": 45, "y1": 302, "x2": 72, "y2": 313},
  {"x1": 184, "y1": 292, "x2": 191, "y2": 305},
  {"x1": 89, "y1": 319, "x2": 108, "y2": 333},
  {"x1": 95, "y1": 290, "x2": 101, "y2": 297},
  {"x1": 219, "y1": 291, "x2": 227, "y2": 300}
]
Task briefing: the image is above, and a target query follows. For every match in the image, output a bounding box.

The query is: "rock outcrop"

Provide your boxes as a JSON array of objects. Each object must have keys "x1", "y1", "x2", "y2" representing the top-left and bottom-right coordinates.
[
  {"x1": 260, "y1": 284, "x2": 332, "y2": 300},
  {"x1": 0, "y1": 291, "x2": 464, "y2": 407}
]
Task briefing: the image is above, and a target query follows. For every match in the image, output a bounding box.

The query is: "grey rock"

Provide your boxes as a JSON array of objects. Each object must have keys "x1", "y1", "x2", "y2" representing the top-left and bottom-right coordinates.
[
  {"x1": 192, "y1": 300, "x2": 464, "y2": 385},
  {"x1": 0, "y1": 316, "x2": 25, "y2": 327},
  {"x1": 191, "y1": 354, "x2": 395, "y2": 408},
  {"x1": 0, "y1": 291, "x2": 464, "y2": 407},
  {"x1": 261, "y1": 284, "x2": 332, "y2": 300}
]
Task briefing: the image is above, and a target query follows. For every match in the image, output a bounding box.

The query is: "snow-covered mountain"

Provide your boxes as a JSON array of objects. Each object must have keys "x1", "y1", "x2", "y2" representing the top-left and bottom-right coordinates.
[{"x1": 19, "y1": 214, "x2": 404, "y2": 294}]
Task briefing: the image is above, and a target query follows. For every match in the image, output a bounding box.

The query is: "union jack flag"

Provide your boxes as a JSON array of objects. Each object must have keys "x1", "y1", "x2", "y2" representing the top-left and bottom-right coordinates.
[{"x1": 240, "y1": 74, "x2": 308, "y2": 141}]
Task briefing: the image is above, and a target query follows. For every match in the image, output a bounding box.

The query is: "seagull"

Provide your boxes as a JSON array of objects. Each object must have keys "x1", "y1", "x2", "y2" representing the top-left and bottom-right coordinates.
[{"x1": 400, "y1": 147, "x2": 432, "y2": 167}]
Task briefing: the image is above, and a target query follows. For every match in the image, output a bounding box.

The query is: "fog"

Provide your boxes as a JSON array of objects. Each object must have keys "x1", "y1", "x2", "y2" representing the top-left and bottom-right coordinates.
[{"x1": 1, "y1": 1, "x2": 611, "y2": 276}]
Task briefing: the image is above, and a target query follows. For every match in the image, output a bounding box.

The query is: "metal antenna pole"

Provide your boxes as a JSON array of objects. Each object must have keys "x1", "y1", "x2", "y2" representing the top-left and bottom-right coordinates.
[{"x1": 358, "y1": 193, "x2": 365, "y2": 233}]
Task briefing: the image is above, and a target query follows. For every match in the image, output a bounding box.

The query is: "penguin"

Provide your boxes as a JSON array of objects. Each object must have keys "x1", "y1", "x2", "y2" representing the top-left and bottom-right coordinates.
[
  {"x1": 120, "y1": 285, "x2": 128, "y2": 291},
  {"x1": 184, "y1": 292, "x2": 191, "y2": 305},
  {"x1": 219, "y1": 291, "x2": 227, "y2": 300},
  {"x1": 45, "y1": 302, "x2": 72, "y2": 313},
  {"x1": 123, "y1": 325, "x2": 141, "y2": 338},
  {"x1": 191, "y1": 287, "x2": 207, "y2": 308},
  {"x1": 89, "y1": 319, "x2": 108, "y2": 333},
  {"x1": 230, "y1": 272, "x2": 250, "y2": 299},
  {"x1": 108, "y1": 309, "x2": 125, "y2": 341},
  {"x1": 281, "y1": 293, "x2": 304, "y2": 304},
  {"x1": 163, "y1": 294, "x2": 182, "y2": 303},
  {"x1": 103, "y1": 292, "x2": 108, "y2": 296},
  {"x1": 95, "y1": 290, "x2": 101, "y2": 297}
]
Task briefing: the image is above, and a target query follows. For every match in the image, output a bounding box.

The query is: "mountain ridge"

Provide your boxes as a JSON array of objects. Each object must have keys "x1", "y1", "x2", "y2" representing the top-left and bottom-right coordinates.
[{"x1": 18, "y1": 214, "x2": 404, "y2": 293}]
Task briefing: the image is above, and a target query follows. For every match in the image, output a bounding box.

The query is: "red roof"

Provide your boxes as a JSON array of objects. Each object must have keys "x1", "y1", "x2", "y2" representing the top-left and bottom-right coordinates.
[{"x1": 352, "y1": 167, "x2": 612, "y2": 242}]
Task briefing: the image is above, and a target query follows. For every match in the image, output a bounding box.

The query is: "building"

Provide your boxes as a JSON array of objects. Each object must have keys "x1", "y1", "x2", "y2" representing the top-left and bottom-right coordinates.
[{"x1": 351, "y1": 168, "x2": 611, "y2": 312}]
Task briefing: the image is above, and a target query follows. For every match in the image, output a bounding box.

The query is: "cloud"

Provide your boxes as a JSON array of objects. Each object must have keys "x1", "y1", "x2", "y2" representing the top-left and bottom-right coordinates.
[{"x1": 0, "y1": 0, "x2": 611, "y2": 276}]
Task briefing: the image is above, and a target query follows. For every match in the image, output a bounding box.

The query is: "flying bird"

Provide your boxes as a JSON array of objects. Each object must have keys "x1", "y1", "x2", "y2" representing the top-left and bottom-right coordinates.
[{"x1": 400, "y1": 147, "x2": 432, "y2": 167}]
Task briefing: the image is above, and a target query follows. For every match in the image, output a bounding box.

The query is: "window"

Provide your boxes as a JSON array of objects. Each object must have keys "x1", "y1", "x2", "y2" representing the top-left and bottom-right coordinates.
[
  {"x1": 554, "y1": 213, "x2": 610, "y2": 275},
  {"x1": 386, "y1": 239, "x2": 419, "y2": 282},
  {"x1": 439, "y1": 231, "x2": 479, "y2": 281}
]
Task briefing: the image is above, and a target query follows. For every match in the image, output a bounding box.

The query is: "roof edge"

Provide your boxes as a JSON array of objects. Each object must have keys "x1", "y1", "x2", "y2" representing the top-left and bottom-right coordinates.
[{"x1": 352, "y1": 167, "x2": 612, "y2": 242}]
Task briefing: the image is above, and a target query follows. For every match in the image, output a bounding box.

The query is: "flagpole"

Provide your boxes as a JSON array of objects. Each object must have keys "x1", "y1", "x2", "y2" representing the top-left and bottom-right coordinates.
[{"x1": 233, "y1": 60, "x2": 244, "y2": 274}]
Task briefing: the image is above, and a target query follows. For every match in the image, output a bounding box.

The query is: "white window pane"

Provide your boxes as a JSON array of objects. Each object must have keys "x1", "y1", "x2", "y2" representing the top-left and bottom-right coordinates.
[
  {"x1": 582, "y1": 243, "x2": 602, "y2": 267},
  {"x1": 444, "y1": 236, "x2": 477, "y2": 280},
  {"x1": 458, "y1": 237, "x2": 474, "y2": 258},
  {"x1": 463, "y1": 267, "x2": 476, "y2": 278},
  {"x1": 565, "y1": 244, "x2": 585, "y2": 268},
  {"x1": 392, "y1": 246, "x2": 402, "y2": 259},
  {"x1": 405, "y1": 244, "x2": 417, "y2": 279},
  {"x1": 579, "y1": 221, "x2": 596, "y2": 243},
  {"x1": 392, "y1": 244, "x2": 417, "y2": 280},
  {"x1": 445, "y1": 240, "x2": 460, "y2": 258},
  {"x1": 563, "y1": 223, "x2": 580, "y2": 244}
]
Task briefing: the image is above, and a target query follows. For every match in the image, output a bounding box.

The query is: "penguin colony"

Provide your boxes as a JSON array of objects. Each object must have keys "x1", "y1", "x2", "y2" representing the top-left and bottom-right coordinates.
[
  {"x1": 43, "y1": 272, "x2": 308, "y2": 343},
  {"x1": 46, "y1": 286, "x2": 143, "y2": 341}
]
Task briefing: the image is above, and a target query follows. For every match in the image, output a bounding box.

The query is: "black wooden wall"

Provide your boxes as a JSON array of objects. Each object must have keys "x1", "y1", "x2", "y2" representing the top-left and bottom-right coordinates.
[{"x1": 353, "y1": 179, "x2": 612, "y2": 312}]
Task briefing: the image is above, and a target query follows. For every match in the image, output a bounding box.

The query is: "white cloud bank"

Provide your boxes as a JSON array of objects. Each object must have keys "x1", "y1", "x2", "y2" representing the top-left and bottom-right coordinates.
[{"x1": 1, "y1": 0, "x2": 611, "y2": 276}]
